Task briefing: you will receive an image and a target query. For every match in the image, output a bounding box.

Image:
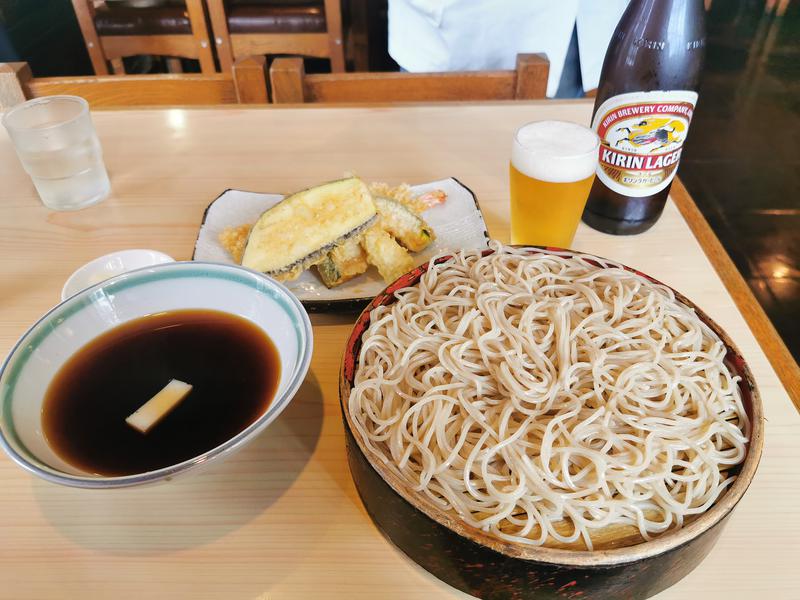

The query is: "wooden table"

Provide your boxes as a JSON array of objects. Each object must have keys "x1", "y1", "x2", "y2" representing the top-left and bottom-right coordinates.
[{"x1": 1, "y1": 101, "x2": 798, "y2": 600}]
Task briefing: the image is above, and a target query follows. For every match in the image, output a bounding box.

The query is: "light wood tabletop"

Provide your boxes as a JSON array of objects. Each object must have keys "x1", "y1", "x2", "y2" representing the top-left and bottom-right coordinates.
[{"x1": 0, "y1": 101, "x2": 798, "y2": 600}]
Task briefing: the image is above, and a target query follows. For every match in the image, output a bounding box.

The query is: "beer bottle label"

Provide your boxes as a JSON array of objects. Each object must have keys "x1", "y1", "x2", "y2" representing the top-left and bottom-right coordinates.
[{"x1": 592, "y1": 90, "x2": 698, "y2": 197}]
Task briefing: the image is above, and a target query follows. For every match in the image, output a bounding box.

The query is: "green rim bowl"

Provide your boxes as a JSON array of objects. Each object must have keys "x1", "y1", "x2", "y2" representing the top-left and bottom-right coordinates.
[{"x1": 0, "y1": 261, "x2": 313, "y2": 488}]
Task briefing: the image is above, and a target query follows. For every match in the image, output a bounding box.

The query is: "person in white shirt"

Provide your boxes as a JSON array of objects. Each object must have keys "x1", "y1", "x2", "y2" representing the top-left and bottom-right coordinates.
[{"x1": 387, "y1": 0, "x2": 631, "y2": 98}]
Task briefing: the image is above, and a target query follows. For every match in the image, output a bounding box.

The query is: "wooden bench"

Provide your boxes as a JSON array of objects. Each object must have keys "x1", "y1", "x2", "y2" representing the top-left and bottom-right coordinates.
[
  {"x1": 0, "y1": 56, "x2": 268, "y2": 109},
  {"x1": 269, "y1": 54, "x2": 550, "y2": 103}
]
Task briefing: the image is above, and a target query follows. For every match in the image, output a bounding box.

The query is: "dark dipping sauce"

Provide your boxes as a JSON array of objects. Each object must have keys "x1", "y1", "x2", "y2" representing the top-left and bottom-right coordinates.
[{"x1": 42, "y1": 309, "x2": 280, "y2": 476}]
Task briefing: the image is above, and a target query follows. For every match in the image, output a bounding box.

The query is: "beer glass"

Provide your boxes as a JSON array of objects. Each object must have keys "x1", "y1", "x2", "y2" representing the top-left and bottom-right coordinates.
[
  {"x1": 509, "y1": 120, "x2": 599, "y2": 248},
  {"x1": 2, "y1": 96, "x2": 110, "y2": 211}
]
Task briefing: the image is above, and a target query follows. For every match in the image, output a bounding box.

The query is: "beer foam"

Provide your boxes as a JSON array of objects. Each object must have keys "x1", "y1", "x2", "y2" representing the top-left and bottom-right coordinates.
[{"x1": 511, "y1": 120, "x2": 599, "y2": 183}]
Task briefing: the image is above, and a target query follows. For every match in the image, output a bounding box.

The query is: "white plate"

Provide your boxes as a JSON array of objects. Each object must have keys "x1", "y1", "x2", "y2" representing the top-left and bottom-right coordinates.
[
  {"x1": 192, "y1": 178, "x2": 490, "y2": 311},
  {"x1": 61, "y1": 249, "x2": 174, "y2": 301}
]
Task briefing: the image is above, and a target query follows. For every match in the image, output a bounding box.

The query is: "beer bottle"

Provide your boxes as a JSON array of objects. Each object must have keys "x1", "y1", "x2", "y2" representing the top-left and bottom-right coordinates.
[{"x1": 582, "y1": 0, "x2": 706, "y2": 235}]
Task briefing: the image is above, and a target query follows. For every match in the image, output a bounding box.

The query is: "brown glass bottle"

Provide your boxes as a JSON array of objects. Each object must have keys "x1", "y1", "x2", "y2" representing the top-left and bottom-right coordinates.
[{"x1": 582, "y1": 0, "x2": 706, "y2": 235}]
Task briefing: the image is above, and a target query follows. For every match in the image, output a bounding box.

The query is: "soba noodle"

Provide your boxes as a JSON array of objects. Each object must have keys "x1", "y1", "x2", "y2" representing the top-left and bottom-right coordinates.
[{"x1": 348, "y1": 242, "x2": 749, "y2": 550}]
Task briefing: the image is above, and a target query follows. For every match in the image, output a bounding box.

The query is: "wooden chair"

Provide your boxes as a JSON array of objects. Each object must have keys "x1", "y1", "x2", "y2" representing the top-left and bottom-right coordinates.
[
  {"x1": 0, "y1": 56, "x2": 267, "y2": 109},
  {"x1": 71, "y1": 0, "x2": 216, "y2": 75},
  {"x1": 268, "y1": 54, "x2": 550, "y2": 103},
  {"x1": 765, "y1": 0, "x2": 791, "y2": 16},
  {"x1": 205, "y1": 0, "x2": 346, "y2": 73}
]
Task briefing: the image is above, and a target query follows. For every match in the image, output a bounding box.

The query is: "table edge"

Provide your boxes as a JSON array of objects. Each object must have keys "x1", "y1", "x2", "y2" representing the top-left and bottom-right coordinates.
[
  {"x1": 84, "y1": 98, "x2": 594, "y2": 112},
  {"x1": 671, "y1": 177, "x2": 800, "y2": 411}
]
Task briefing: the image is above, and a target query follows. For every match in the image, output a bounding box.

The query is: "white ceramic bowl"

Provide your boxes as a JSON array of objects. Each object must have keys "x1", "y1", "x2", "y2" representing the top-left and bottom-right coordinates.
[
  {"x1": 0, "y1": 261, "x2": 313, "y2": 488},
  {"x1": 61, "y1": 249, "x2": 174, "y2": 301}
]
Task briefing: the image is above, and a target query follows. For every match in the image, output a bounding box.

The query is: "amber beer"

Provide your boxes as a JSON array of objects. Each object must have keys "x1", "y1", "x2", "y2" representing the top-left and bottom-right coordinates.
[
  {"x1": 509, "y1": 121, "x2": 599, "y2": 248},
  {"x1": 582, "y1": 0, "x2": 706, "y2": 235}
]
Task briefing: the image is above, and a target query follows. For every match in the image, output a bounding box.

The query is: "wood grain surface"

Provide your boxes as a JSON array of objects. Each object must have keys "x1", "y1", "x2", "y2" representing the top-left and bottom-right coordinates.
[
  {"x1": 0, "y1": 101, "x2": 797, "y2": 600},
  {"x1": 322, "y1": 0, "x2": 346, "y2": 73},
  {"x1": 271, "y1": 55, "x2": 549, "y2": 104},
  {"x1": 204, "y1": 0, "x2": 235, "y2": 72},
  {"x1": 230, "y1": 33, "x2": 331, "y2": 60},
  {"x1": 70, "y1": 0, "x2": 109, "y2": 75},
  {"x1": 2, "y1": 57, "x2": 269, "y2": 109},
  {"x1": 27, "y1": 74, "x2": 239, "y2": 107},
  {"x1": 0, "y1": 62, "x2": 31, "y2": 108},
  {"x1": 184, "y1": 0, "x2": 216, "y2": 74},
  {"x1": 100, "y1": 35, "x2": 199, "y2": 61}
]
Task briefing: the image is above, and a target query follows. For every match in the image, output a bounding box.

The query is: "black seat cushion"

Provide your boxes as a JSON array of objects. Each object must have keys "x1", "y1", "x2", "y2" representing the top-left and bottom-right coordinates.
[
  {"x1": 95, "y1": 2, "x2": 326, "y2": 37},
  {"x1": 94, "y1": 6, "x2": 192, "y2": 36},
  {"x1": 229, "y1": 0, "x2": 323, "y2": 6},
  {"x1": 227, "y1": 2, "x2": 326, "y2": 34}
]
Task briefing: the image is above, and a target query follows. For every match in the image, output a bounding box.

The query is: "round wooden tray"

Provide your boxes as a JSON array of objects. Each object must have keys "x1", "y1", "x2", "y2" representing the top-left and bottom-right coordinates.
[{"x1": 339, "y1": 247, "x2": 765, "y2": 599}]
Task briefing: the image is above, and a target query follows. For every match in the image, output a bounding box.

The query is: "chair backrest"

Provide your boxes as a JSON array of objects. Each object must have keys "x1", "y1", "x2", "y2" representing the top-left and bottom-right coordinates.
[
  {"x1": 72, "y1": 0, "x2": 216, "y2": 75},
  {"x1": 0, "y1": 57, "x2": 268, "y2": 110},
  {"x1": 205, "y1": 0, "x2": 345, "y2": 73},
  {"x1": 269, "y1": 54, "x2": 550, "y2": 104}
]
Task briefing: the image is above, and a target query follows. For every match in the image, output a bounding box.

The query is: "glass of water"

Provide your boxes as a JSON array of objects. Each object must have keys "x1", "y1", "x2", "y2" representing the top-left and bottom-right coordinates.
[{"x1": 2, "y1": 95, "x2": 110, "y2": 211}]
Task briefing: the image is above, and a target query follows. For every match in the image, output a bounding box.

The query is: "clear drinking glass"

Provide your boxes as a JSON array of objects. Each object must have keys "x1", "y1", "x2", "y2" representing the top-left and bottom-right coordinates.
[{"x1": 2, "y1": 96, "x2": 110, "y2": 211}]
